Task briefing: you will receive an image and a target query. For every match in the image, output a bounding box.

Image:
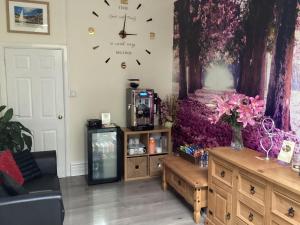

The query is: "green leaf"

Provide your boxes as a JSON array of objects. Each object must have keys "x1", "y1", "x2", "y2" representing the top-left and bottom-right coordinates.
[
  {"x1": 16, "y1": 122, "x2": 32, "y2": 135},
  {"x1": 0, "y1": 105, "x2": 6, "y2": 113},
  {"x1": 1, "y1": 108, "x2": 13, "y2": 123},
  {"x1": 22, "y1": 134, "x2": 32, "y2": 150}
]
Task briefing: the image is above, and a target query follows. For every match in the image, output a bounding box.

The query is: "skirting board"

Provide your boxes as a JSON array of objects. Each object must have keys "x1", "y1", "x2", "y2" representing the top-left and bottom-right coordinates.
[{"x1": 70, "y1": 161, "x2": 87, "y2": 176}]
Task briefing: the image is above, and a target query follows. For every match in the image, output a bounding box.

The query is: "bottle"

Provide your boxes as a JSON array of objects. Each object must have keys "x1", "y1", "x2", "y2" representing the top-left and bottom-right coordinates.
[{"x1": 149, "y1": 137, "x2": 156, "y2": 154}]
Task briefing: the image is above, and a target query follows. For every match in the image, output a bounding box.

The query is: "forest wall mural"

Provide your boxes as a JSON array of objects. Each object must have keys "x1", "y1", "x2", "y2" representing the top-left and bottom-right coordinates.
[{"x1": 172, "y1": 0, "x2": 300, "y2": 155}]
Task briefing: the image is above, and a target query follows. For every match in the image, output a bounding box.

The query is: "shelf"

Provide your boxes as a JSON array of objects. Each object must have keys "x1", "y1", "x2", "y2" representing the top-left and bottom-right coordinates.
[
  {"x1": 123, "y1": 126, "x2": 172, "y2": 181},
  {"x1": 127, "y1": 154, "x2": 148, "y2": 158},
  {"x1": 149, "y1": 152, "x2": 169, "y2": 156},
  {"x1": 126, "y1": 152, "x2": 169, "y2": 158}
]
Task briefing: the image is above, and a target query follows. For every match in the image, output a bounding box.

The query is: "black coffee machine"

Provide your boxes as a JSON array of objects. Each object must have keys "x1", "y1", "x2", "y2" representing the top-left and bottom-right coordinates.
[{"x1": 126, "y1": 88, "x2": 154, "y2": 131}]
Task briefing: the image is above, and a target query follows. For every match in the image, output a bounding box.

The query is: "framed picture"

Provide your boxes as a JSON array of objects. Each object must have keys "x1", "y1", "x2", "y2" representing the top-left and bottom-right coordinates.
[
  {"x1": 6, "y1": 0, "x2": 50, "y2": 34},
  {"x1": 278, "y1": 140, "x2": 296, "y2": 163}
]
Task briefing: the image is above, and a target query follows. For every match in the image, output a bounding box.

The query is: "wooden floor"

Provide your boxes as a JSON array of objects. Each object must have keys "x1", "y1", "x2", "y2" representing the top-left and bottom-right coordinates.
[{"x1": 60, "y1": 176, "x2": 206, "y2": 225}]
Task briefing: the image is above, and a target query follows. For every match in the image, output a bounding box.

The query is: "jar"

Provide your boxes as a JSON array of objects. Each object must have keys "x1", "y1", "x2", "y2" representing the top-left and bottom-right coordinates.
[{"x1": 148, "y1": 137, "x2": 156, "y2": 154}]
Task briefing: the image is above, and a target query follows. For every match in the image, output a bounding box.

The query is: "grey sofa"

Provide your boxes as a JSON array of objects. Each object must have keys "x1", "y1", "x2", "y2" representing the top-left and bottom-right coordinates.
[{"x1": 0, "y1": 151, "x2": 65, "y2": 225}]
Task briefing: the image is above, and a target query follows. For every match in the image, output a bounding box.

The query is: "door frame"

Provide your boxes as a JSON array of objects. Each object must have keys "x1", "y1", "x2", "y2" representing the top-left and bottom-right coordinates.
[{"x1": 0, "y1": 43, "x2": 71, "y2": 177}]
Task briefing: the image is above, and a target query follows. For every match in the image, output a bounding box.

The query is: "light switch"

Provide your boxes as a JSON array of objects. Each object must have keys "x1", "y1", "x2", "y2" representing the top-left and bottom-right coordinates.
[{"x1": 70, "y1": 89, "x2": 77, "y2": 97}]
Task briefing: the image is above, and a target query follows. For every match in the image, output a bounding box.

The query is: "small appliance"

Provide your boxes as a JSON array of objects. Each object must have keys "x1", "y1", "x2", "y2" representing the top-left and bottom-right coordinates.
[
  {"x1": 126, "y1": 88, "x2": 154, "y2": 131},
  {"x1": 87, "y1": 119, "x2": 102, "y2": 129},
  {"x1": 86, "y1": 124, "x2": 122, "y2": 185}
]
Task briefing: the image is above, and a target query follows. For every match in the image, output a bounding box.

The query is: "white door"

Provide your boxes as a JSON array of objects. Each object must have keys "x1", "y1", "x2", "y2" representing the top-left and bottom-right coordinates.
[{"x1": 5, "y1": 48, "x2": 66, "y2": 177}]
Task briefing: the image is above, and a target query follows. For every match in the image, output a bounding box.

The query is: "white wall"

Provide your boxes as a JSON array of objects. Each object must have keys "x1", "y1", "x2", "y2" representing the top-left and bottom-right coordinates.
[
  {"x1": 0, "y1": 0, "x2": 173, "y2": 175},
  {"x1": 67, "y1": 0, "x2": 173, "y2": 165}
]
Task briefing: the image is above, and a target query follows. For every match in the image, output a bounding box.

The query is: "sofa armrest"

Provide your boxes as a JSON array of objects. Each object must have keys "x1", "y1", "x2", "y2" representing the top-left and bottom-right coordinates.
[
  {"x1": 32, "y1": 151, "x2": 57, "y2": 175},
  {"x1": 0, "y1": 191, "x2": 64, "y2": 225}
]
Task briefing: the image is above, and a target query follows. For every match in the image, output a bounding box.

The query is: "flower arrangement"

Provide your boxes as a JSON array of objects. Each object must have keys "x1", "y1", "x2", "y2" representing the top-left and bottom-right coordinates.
[
  {"x1": 161, "y1": 95, "x2": 179, "y2": 127},
  {"x1": 209, "y1": 93, "x2": 265, "y2": 127},
  {"x1": 209, "y1": 93, "x2": 265, "y2": 149}
]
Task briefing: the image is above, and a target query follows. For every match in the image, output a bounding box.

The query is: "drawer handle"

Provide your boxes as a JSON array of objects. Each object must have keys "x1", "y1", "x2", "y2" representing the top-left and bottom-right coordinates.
[
  {"x1": 209, "y1": 188, "x2": 214, "y2": 193},
  {"x1": 157, "y1": 163, "x2": 162, "y2": 168},
  {"x1": 135, "y1": 165, "x2": 139, "y2": 169},
  {"x1": 248, "y1": 212, "x2": 254, "y2": 222},
  {"x1": 209, "y1": 210, "x2": 213, "y2": 216},
  {"x1": 226, "y1": 212, "x2": 231, "y2": 220},
  {"x1": 288, "y1": 207, "x2": 295, "y2": 218},
  {"x1": 220, "y1": 170, "x2": 226, "y2": 178},
  {"x1": 250, "y1": 185, "x2": 256, "y2": 195}
]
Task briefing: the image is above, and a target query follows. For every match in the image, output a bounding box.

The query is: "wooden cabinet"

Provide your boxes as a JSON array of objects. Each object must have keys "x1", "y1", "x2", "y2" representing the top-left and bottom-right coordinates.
[
  {"x1": 122, "y1": 126, "x2": 171, "y2": 181},
  {"x1": 207, "y1": 147, "x2": 300, "y2": 225}
]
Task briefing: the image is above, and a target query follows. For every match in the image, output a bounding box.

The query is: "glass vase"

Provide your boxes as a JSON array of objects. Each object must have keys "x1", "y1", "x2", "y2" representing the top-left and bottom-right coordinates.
[{"x1": 231, "y1": 125, "x2": 244, "y2": 150}]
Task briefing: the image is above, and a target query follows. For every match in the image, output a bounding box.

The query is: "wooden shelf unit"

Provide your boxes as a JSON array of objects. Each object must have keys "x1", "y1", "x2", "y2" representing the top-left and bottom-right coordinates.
[{"x1": 122, "y1": 126, "x2": 172, "y2": 181}]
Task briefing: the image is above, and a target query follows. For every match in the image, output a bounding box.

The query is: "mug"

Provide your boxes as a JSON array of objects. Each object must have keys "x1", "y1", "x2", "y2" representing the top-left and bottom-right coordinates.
[
  {"x1": 138, "y1": 147, "x2": 146, "y2": 154},
  {"x1": 129, "y1": 148, "x2": 135, "y2": 155}
]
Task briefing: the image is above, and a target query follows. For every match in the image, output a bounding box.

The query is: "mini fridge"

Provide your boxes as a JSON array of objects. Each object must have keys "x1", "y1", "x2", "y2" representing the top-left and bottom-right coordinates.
[{"x1": 86, "y1": 125, "x2": 122, "y2": 185}]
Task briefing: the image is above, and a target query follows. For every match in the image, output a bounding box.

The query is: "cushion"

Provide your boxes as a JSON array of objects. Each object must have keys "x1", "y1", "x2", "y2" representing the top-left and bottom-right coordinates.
[
  {"x1": 13, "y1": 150, "x2": 42, "y2": 182},
  {"x1": 0, "y1": 150, "x2": 24, "y2": 185},
  {"x1": 23, "y1": 174, "x2": 60, "y2": 193},
  {"x1": 0, "y1": 171, "x2": 28, "y2": 196}
]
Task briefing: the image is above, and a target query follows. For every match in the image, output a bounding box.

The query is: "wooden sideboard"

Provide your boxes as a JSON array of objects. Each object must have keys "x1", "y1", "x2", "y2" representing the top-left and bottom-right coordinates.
[{"x1": 206, "y1": 147, "x2": 300, "y2": 225}]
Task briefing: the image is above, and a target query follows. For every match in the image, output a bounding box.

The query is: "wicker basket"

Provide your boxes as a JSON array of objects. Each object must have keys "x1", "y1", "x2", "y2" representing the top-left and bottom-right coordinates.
[{"x1": 178, "y1": 151, "x2": 201, "y2": 165}]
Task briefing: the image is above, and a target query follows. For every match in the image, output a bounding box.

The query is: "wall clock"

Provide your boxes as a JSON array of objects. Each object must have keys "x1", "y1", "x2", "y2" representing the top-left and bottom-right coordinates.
[{"x1": 89, "y1": 0, "x2": 155, "y2": 69}]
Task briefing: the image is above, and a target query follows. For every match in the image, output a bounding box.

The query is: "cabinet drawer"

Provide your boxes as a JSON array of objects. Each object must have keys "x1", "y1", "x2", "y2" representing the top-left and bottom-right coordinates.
[
  {"x1": 272, "y1": 190, "x2": 300, "y2": 224},
  {"x1": 166, "y1": 170, "x2": 187, "y2": 197},
  {"x1": 171, "y1": 173, "x2": 187, "y2": 196},
  {"x1": 150, "y1": 155, "x2": 165, "y2": 177},
  {"x1": 127, "y1": 156, "x2": 148, "y2": 179},
  {"x1": 212, "y1": 158, "x2": 233, "y2": 187},
  {"x1": 239, "y1": 172, "x2": 266, "y2": 206},
  {"x1": 237, "y1": 200, "x2": 264, "y2": 225},
  {"x1": 271, "y1": 215, "x2": 294, "y2": 225}
]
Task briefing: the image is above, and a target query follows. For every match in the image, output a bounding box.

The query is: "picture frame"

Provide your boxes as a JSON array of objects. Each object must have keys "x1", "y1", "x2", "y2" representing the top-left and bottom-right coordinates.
[
  {"x1": 6, "y1": 0, "x2": 50, "y2": 35},
  {"x1": 101, "y1": 113, "x2": 111, "y2": 125},
  {"x1": 278, "y1": 140, "x2": 296, "y2": 163}
]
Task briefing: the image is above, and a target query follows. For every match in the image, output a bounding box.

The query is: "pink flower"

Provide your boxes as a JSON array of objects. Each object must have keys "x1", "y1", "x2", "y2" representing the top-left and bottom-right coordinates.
[{"x1": 209, "y1": 93, "x2": 265, "y2": 128}]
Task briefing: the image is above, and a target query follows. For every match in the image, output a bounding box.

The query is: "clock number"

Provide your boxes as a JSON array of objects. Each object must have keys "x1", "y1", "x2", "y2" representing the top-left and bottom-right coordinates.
[
  {"x1": 92, "y1": 11, "x2": 99, "y2": 17},
  {"x1": 136, "y1": 60, "x2": 141, "y2": 66},
  {"x1": 93, "y1": 45, "x2": 100, "y2": 50},
  {"x1": 137, "y1": 3, "x2": 142, "y2": 10},
  {"x1": 104, "y1": 0, "x2": 110, "y2": 6},
  {"x1": 146, "y1": 18, "x2": 153, "y2": 22},
  {"x1": 145, "y1": 49, "x2": 151, "y2": 55},
  {"x1": 105, "y1": 57, "x2": 111, "y2": 63}
]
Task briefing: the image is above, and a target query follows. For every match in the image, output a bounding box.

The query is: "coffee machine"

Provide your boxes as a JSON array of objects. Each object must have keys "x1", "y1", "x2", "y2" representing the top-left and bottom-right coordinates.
[{"x1": 126, "y1": 88, "x2": 154, "y2": 131}]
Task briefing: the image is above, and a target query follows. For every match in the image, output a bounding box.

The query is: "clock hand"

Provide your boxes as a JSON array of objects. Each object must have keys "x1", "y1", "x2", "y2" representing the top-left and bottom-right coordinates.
[
  {"x1": 125, "y1": 33, "x2": 137, "y2": 36},
  {"x1": 122, "y1": 14, "x2": 127, "y2": 33}
]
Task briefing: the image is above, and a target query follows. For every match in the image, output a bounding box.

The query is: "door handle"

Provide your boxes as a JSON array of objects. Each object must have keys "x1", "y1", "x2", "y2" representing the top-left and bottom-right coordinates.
[{"x1": 58, "y1": 115, "x2": 63, "y2": 120}]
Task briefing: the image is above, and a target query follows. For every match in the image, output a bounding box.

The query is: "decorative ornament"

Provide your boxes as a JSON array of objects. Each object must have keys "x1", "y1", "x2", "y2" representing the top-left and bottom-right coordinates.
[{"x1": 259, "y1": 117, "x2": 276, "y2": 160}]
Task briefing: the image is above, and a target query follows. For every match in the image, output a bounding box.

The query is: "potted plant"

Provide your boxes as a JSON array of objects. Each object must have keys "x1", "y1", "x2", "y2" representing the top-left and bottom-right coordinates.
[{"x1": 0, "y1": 105, "x2": 32, "y2": 153}]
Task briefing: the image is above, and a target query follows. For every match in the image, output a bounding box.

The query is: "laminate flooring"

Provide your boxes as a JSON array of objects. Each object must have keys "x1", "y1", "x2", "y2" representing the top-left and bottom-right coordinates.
[{"x1": 61, "y1": 176, "x2": 206, "y2": 225}]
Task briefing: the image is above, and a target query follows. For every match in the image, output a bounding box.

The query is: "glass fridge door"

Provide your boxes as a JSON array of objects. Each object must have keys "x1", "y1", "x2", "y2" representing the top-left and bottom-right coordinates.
[{"x1": 91, "y1": 131, "x2": 117, "y2": 180}]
